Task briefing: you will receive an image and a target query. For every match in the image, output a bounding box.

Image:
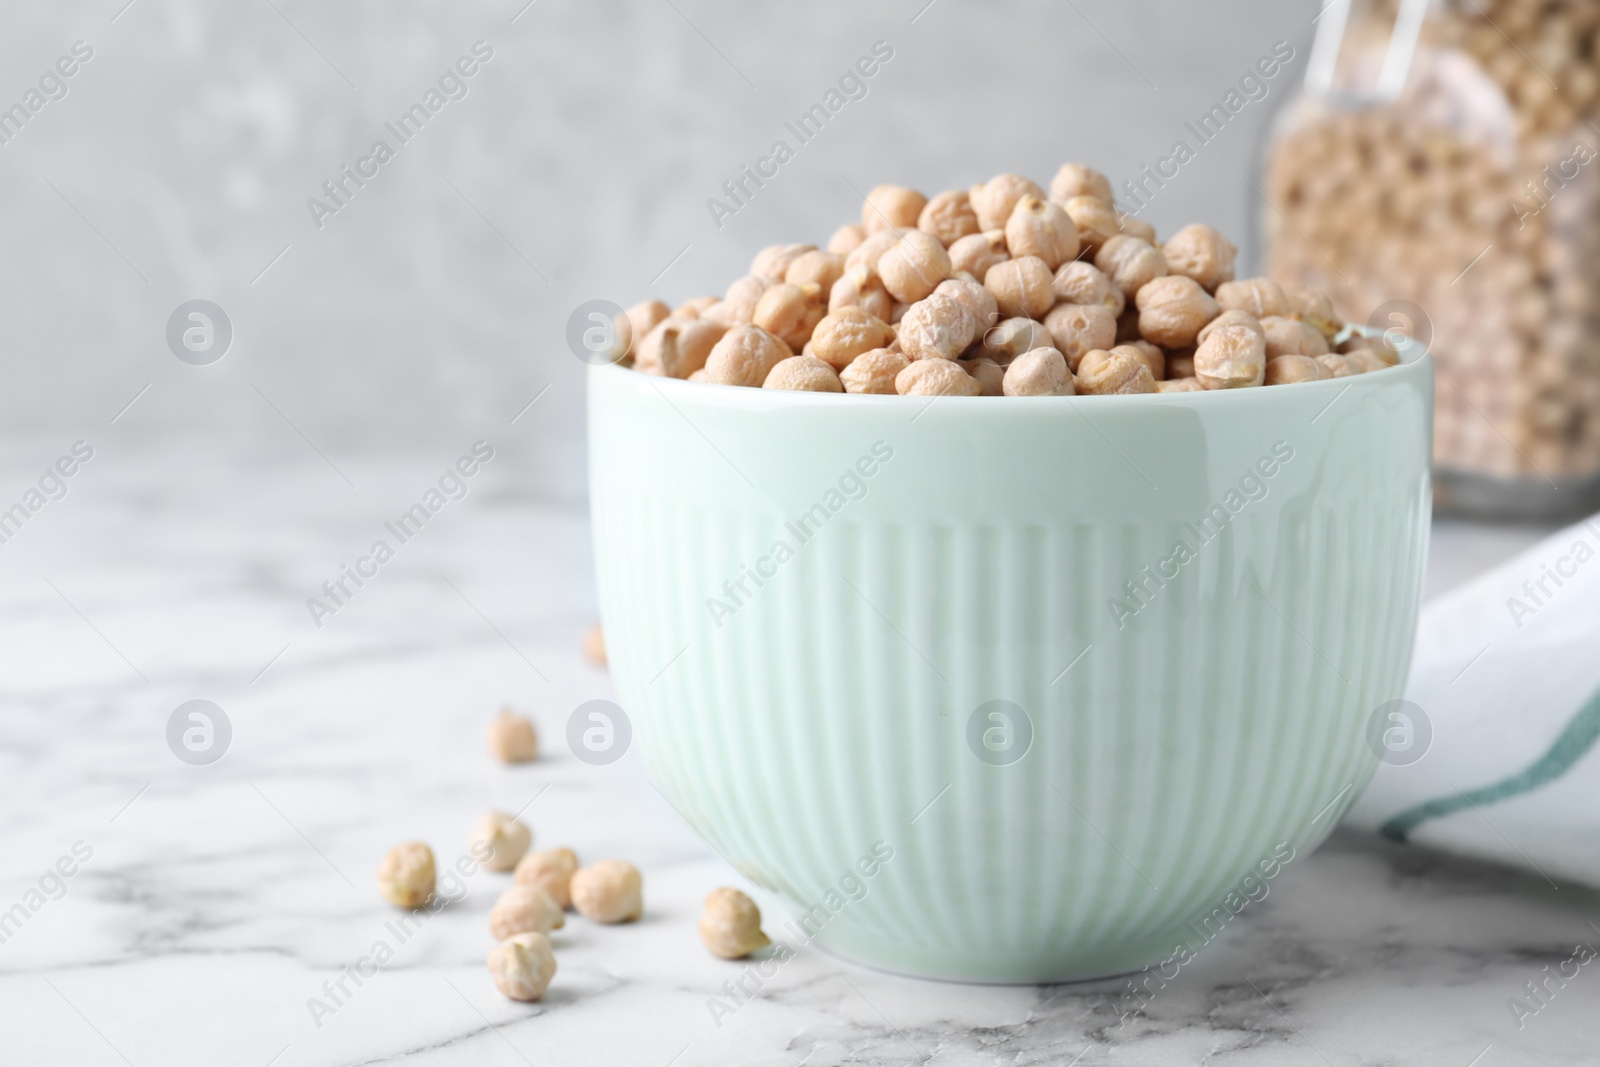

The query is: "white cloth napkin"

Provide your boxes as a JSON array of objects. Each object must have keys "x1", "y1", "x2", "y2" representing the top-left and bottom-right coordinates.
[{"x1": 1344, "y1": 514, "x2": 1600, "y2": 889}]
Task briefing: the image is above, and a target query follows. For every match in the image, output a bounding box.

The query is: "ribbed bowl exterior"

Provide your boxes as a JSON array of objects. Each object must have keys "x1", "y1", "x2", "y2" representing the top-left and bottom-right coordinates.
[{"x1": 589, "y1": 354, "x2": 1432, "y2": 983}]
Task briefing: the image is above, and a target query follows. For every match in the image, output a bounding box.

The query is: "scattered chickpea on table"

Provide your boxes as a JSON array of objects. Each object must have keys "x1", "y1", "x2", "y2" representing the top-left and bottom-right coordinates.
[
  {"x1": 699, "y1": 887, "x2": 771, "y2": 960},
  {"x1": 619, "y1": 163, "x2": 1401, "y2": 396},
  {"x1": 376, "y1": 841, "x2": 436, "y2": 909},
  {"x1": 516, "y1": 847, "x2": 581, "y2": 909},
  {"x1": 571, "y1": 859, "x2": 645, "y2": 924},
  {"x1": 469, "y1": 810, "x2": 532, "y2": 872},
  {"x1": 489, "y1": 932, "x2": 558, "y2": 1002},
  {"x1": 487, "y1": 707, "x2": 538, "y2": 764},
  {"x1": 379, "y1": 695, "x2": 771, "y2": 1006},
  {"x1": 489, "y1": 883, "x2": 565, "y2": 940}
]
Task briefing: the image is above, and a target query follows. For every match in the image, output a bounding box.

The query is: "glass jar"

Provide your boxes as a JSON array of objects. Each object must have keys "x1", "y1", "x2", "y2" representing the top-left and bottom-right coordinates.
[{"x1": 1261, "y1": 0, "x2": 1600, "y2": 519}]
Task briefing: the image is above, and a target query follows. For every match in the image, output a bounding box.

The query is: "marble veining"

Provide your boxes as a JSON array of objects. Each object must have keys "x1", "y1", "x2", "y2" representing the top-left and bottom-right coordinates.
[{"x1": 0, "y1": 445, "x2": 1595, "y2": 1066}]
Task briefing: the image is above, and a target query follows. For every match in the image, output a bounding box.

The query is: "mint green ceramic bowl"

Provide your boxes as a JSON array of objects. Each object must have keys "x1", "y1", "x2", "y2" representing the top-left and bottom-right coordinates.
[{"x1": 588, "y1": 344, "x2": 1432, "y2": 983}]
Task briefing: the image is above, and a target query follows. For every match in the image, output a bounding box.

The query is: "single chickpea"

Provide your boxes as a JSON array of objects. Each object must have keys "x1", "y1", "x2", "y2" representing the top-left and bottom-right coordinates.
[
  {"x1": 1049, "y1": 162, "x2": 1114, "y2": 205},
  {"x1": 1345, "y1": 348, "x2": 1388, "y2": 373},
  {"x1": 1061, "y1": 195, "x2": 1122, "y2": 254},
  {"x1": 377, "y1": 842, "x2": 435, "y2": 909},
  {"x1": 1095, "y1": 235, "x2": 1168, "y2": 298},
  {"x1": 1284, "y1": 285, "x2": 1342, "y2": 340},
  {"x1": 723, "y1": 275, "x2": 774, "y2": 321},
  {"x1": 934, "y1": 275, "x2": 999, "y2": 332},
  {"x1": 700, "y1": 303, "x2": 736, "y2": 329},
  {"x1": 702, "y1": 295, "x2": 753, "y2": 330},
  {"x1": 1119, "y1": 216, "x2": 1157, "y2": 244},
  {"x1": 785, "y1": 250, "x2": 847, "y2": 294},
  {"x1": 1075, "y1": 348, "x2": 1157, "y2": 395},
  {"x1": 1194, "y1": 324, "x2": 1267, "y2": 389},
  {"x1": 469, "y1": 811, "x2": 533, "y2": 872},
  {"x1": 980, "y1": 316, "x2": 1054, "y2": 364},
  {"x1": 899, "y1": 292, "x2": 979, "y2": 361},
  {"x1": 947, "y1": 231, "x2": 1010, "y2": 280},
  {"x1": 1161, "y1": 224, "x2": 1238, "y2": 292},
  {"x1": 1003, "y1": 347, "x2": 1074, "y2": 396},
  {"x1": 1355, "y1": 336, "x2": 1403, "y2": 366},
  {"x1": 1004, "y1": 196, "x2": 1080, "y2": 269},
  {"x1": 1215, "y1": 277, "x2": 1291, "y2": 319},
  {"x1": 581, "y1": 622, "x2": 606, "y2": 667},
  {"x1": 969, "y1": 172, "x2": 1046, "y2": 231},
  {"x1": 699, "y1": 302, "x2": 739, "y2": 330},
  {"x1": 862, "y1": 184, "x2": 928, "y2": 234},
  {"x1": 1043, "y1": 303, "x2": 1118, "y2": 371},
  {"x1": 1198, "y1": 309, "x2": 1265, "y2": 345},
  {"x1": 829, "y1": 266, "x2": 894, "y2": 322},
  {"x1": 488, "y1": 932, "x2": 557, "y2": 1002},
  {"x1": 1074, "y1": 348, "x2": 1112, "y2": 377},
  {"x1": 1337, "y1": 333, "x2": 1373, "y2": 356},
  {"x1": 918, "y1": 189, "x2": 981, "y2": 245},
  {"x1": 634, "y1": 318, "x2": 727, "y2": 379},
  {"x1": 627, "y1": 317, "x2": 680, "y2": 374},
  {"x1": 840, "y1": 348, "x2": 910, "y2": 394},
  {"x1": 878, "y1": 231, "x2": 952, "y2": 303},
  {"x1": 844, "y1": 229, "x2": 900, "y2": 274},
  {"x1": 1337, "y1": 339, "x2": 1373, "y2": 363},
  {"x1": 751, "y1": 243, "x2": 816, "y2": 283},
  {"x1": 488, "y1": 708, "x2": 537, "y2": 764},
  {"x1": 1052, "y1": 261, "x2": 1125, "y2": 316},
  {"x1": 1115, "y1": 341, "x2": 1165, "y2": 382},
  {"x1": 624, "y1": 301, "x2": 671, "y2": 356},
  {"x1": 984, "y1": 256, "x2": 1054, "y2": 319},
  {"x1": 1259, "y1": 316, "x2": 1330, "y2": 358},
  {"x1": 895, "y1": 359, "x2": 983, "y2": 396},
  {"x1": 1157, "y1": 377, "x2": 1205, "y2": 393},
  {"x1": 1316, "y1": 353, "x2": 1359, "y2": 378},
  {"x1": 570, "y1": 860, "x2": 643, "y2": 924},
  {"x1": 764, "y1": 355, "x2": 844, "y2": 392},
  {"x1": 962, "y1": 356, "x2": 1007, "y2": 395},
  {"x1": 704, "y1": 324, "x2": 792, "y2": 387},
  {"x1": 1135, "y1": 275, "x2": 1220, "y2": 348},
  {"x1": 828, "y1": 223, "x2": 867, "y2": 255},
  {"x1": 1265, "y1": 354, "x2": 1333, "y2": 385},
  {"x1": 753, "y1": 282, "x2": 827, "y2": 350},
  {"x1": 1371, "y1": 341, "x2": 1403, "y2": 369},
  {"x1": 516, "y1": 847, "x2": 580, "y2": 909},
  {"x1": 809, "y1": 306, "x2": 896, "y2": 370},
  {"x1": 490, "y1": 884, "x2": 565, "y2": 940},
  {"x1": 699, "y1": 888, "x2": 772, "y2": 960},
  {"x1": 1167, "y1": 350, "x2": 1196, "y2": 378}
]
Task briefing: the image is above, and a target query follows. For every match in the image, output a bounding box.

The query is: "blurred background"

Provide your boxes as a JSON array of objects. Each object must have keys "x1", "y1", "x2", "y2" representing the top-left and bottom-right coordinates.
[{"x1": 0, "y1": 0, "x2": 1324, "y2": 497}]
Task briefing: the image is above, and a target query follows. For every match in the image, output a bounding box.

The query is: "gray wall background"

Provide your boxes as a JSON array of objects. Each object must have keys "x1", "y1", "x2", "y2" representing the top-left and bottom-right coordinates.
[{"x1": 0, "y1": 0, "x2": 1317, "y2": 497}]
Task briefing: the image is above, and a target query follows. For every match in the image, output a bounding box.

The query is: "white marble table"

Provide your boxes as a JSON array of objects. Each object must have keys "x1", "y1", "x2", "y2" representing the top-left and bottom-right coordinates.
[{"x1": 2, "y1": 443, "x2": 1595, "y2": 1067}]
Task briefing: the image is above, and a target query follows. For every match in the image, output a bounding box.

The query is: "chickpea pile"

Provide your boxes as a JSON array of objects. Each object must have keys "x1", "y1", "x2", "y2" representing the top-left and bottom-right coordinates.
[
  {"x1": 374, "y1": 701, "x2": 652, "y2": 1005},
  {"x1": 378, "y1": 813, "x2": 647, "y2": 1003},
  {"x1": 623, "y1": 163, "x2": 1398, "y2": 398},
  {"x1": 1266, "y1": 0, "x2": 1600, "y2": 481},
  {"x1": 375, "y1": 698, "x2": 772, "y2": 1006}
]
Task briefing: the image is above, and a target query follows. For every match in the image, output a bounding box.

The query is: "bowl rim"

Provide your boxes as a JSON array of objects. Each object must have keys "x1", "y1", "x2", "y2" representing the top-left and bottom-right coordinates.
[{"x1": 591, "y1": 328, "x2": 1432, "y2": 412}]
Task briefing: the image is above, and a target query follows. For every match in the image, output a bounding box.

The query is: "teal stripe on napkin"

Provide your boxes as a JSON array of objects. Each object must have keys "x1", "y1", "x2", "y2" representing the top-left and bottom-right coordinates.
[{"x1": 1380, "y1": 687, "x2": 1600, "y2": 843}]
